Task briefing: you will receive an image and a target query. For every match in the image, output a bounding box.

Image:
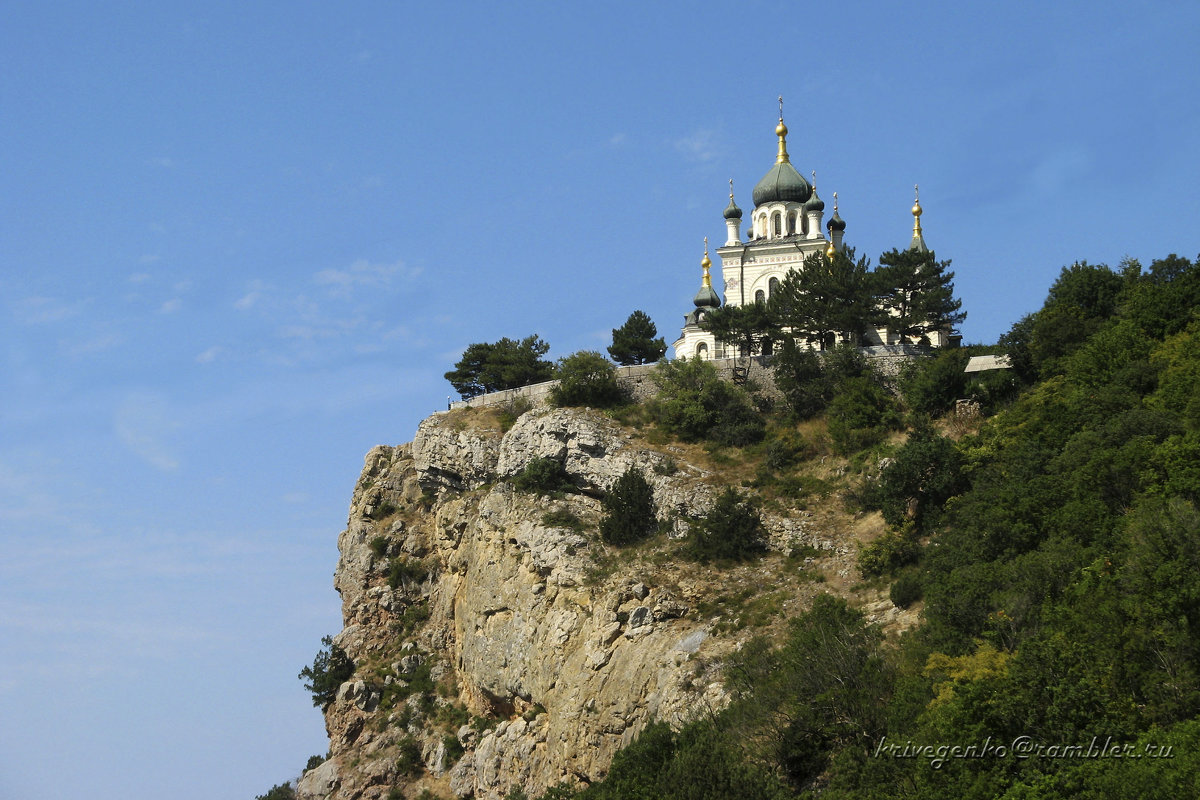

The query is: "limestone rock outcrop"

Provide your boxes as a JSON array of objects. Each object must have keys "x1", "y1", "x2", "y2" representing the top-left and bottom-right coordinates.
[{"x1": 296, "y1": 406, "x2": 872, "y2": 800}]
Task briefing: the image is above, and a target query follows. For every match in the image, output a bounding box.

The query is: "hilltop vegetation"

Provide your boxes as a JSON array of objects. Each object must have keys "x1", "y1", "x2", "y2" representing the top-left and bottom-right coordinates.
[
  {"x1": 285, "y1": 253, "x2": 1200, "y2": 800},
  {"x1": 518, "y1": 252, "x2": 1200, "y2": 799}
]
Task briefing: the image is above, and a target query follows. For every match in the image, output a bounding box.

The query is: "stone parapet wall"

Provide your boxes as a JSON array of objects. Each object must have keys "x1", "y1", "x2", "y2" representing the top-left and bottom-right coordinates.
[{"x1": 448, "y1": 345, "x2": 928, "y2": 411}]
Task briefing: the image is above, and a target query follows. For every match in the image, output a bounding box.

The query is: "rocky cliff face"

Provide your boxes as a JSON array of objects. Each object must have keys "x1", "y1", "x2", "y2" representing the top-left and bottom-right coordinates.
[{"x1": 297, "y1": 406, "x2": 900, "y2": 800}]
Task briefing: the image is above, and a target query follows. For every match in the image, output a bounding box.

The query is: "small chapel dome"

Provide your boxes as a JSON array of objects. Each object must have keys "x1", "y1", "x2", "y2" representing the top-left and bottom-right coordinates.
[
  {"x1": 693, "y1": 245, "x2": 721, "y2": 309},
  {"x1": 752, "y1": 161, "x2": 812, "y2": 207},
  {"x1": 805, "y1": 187, "x2": 825, "y2": 213},
  {"x1": 724, "y1": 196, "x2": 743, "y2": 220},
  {"x1": 826, "y1": 210, "x2": 846, "y2": 232}
]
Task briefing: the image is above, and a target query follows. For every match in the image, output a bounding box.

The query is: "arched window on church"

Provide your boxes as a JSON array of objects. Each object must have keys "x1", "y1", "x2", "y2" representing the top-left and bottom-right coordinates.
[
  {"x1": 798, "y1": 212, "x2": 807, "y2": 236},
  {"x1": 755, "y1": 289, "x2": 765, "y2": 305},
  {"x1": 772, "y1": 211, "x2": 782, "y2": 238},
  {"x1": 696, "y1": 342, "x2": 708, "y2": 360},
  {"x1": 768, "y1": 277, "x2": 779, "y2": 297}
]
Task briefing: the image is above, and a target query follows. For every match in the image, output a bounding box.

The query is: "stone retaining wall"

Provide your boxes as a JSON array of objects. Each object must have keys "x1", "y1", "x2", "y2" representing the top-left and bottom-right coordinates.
[{"x1": 448, "y1": 345, "x2": 929, "y2": 411}]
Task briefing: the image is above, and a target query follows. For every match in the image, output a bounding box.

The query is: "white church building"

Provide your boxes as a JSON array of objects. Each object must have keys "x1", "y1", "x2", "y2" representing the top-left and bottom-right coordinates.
[{"x1": 672, "y1": 103, "x2": 944, "y2": 361}]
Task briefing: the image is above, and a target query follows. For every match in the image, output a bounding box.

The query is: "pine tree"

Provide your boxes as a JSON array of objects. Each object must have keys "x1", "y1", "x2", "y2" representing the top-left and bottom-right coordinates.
[
  {"x1": 444, "y1": 335, "x2": 553, "y2": 399},
  {"x1": 874, "y1": 248, "x2": 965, "y2": 345},
  {"x1": 700, "y1": 301, "x2": 781, "y2": 357},
  {"x1": 770, "y1": 247, "x2": 876, "y2": 350},
  {"x1": 599, "y1": 466, "x2": 657, "y2": 545},
  {"x1": 608, "y1": 310, "x2": 667, "y2": 365}
]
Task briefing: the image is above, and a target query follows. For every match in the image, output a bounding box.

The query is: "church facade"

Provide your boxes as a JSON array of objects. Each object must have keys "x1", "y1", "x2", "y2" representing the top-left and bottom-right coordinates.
[{"x1": 672, "y1": 104, "x2": 944, "y2": 360}]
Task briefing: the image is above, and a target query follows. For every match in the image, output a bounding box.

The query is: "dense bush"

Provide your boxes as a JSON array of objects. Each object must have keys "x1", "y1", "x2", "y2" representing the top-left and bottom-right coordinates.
[
  {"x1": 599, "y1": 466, "x2": 657, "y2": 545},
  {"x1": 649, "y1": 356, "x2": 764, "y2": 446},
  {"x1": 889, "y1": 569, "x2": 923, "y2": 608},
  {"x1": 550, "y1": 350, "x2": 626, "y2": 408},
  {"x1": 898, "y1": 348, "x2": 970, "y2": 415},
  {"x1": 512, "y1": 457, "x2": 574, "y2": 495},
  {"x1": 826, "y1": 376, "x2": 901, "y2": 454},
  {"x1": 298, "y1": 635, "x2": 354, "y2": 709},
  {"x1": 874, "y1": 423, "x2": 964, "y2": 530},
  {"x1": 686, "y1": 488, "x2": 767, "y2": 563},
  {"x1": 256, "y1": 783, "x2": 296, "y2": 800},
  {"x1": 387, "y1": 557, "x2": 429, "y2": 590}
]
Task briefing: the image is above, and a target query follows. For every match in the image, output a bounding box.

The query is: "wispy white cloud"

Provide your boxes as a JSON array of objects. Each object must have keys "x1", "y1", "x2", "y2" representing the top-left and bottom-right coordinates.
[
  {"x1": 15, "y1": 295, "x2": 86, "y2": 325},
  {"x1": 674, "y1": 128, "x2": 720, "y2": 162},
  {"x1": 234, "y1": 279, "x2": 267, "y2": 311},
  {"x1": 609, "y1": 132, "x2": 627, "y2": 146},
  {"x1": 65, "y1": 332, "x2": 124, "y2": 357},
  {"x1": 113, "y1": 392, "x2": 180, "y2": 471},
  {"x1": 313, "y1": 258, "x2": 420, "y2": 298},
  {"x1": 195, "y1": 346, "x2": 221, "y2": 364},
  {"x1": 157, "y1": 298, "x2": 181, "y2": 314},
  {"x1": 147, "y1": 156, "x2": 176, "y2": 169}
]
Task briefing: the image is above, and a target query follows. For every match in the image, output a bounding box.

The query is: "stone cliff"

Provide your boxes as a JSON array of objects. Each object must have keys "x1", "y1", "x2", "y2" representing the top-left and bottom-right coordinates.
[{"x1": 297, "y1": 405, "x2": 906, "y2": 800}]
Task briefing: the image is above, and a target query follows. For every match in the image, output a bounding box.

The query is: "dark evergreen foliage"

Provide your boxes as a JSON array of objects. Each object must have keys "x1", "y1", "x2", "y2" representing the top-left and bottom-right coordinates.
[
  {"x1": 649, "y1": 357, "x2": 764, "y2": 446},
  {"x1": 608, "y1": 310, "x2": 667, "y2": 365},
  {"x1": 298, "y1": 635, "x2": 354, "y2": 709},
  {"x1": 599, "y1": 466, "x2": 657, "y2": 545},
  {"x1": 550, "y1": 350, "x2": 626, "y2": 408},
  {"x1": 769, "y1": 248, "x2": 877, "y2": 349},
  {"x1": 444, "y1": 335, "x2": 553, "y2": 399},
  {"x1": 686, "y1": 488, "x2": 767, "y2": 562},
  {"x1": 700, "y1": 301, "x2": 781, "y2": 357},
  {"x1": 256, "y1": 783, "x2": 296, "y2": 800},
  {"x1": 874, "y1": 247, "x2": 965, "y2": 344},
  {"x1": 512, "y1": 457, "x2": 574, "y2": 495}
]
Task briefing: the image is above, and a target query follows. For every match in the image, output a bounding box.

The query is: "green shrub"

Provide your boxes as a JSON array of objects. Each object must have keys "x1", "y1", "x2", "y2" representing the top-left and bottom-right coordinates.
[
  {"x1": 550, "y1": 350, "x2": 627, "y2": 408},
  {"x1": 898, "y1": 349, "x2": 970, "y2": 416},
  {"x1": 875, "y1": 425, "x2": 964, "y2": 530},
  {"x1": 686, "y1": 488, "x2": 767, "y2": 563},
  {"x1": 304, "y1": 754, "x2": 326, "y2": 774},
  {"x1": 599, "y1": 466, "x2": 657, "y2": 545},
  {"x1": 512, "y1": 457, "x2": 574, "y2": 495},
  {"x1": 857, "y1": 528, "x2": 920, "y2": 577},
  {"x1": 298, "y1": 635, "x2": 355, "y2": 709},
  {"x1": 889, "y1": 569, "x2": 923, "y2": 608},
  {"x1": 649, "y1": 357, "x2": 764, "y2": 446},
  {"x1": 826, "y1": 376, "x2": 901, "y2": 455},
  {"x1": 442, "y1": 733, "x2": 465, "y2": 766},
  {"x1": 542, "y1": 508, "x2": 584, "y2": 532},
  {"x1": 371, "y1": 501, "x2": 399, "y2": 520},
  {"x1": 256, "y1": 784, "x2": 296, "y2": 800},
  {"x1": 388, "y1": 558, "x2": 429, "y2": 590},
  {"x1": 396, "y1": 735, "x2": 424, "y2": 776},
  {"x1": 369, "y1": 536, "x2": 390, "y2": 558},
  {"x1": 498, "y1": 396, "x2": 533, "y2": 432},
  {"x1": 652, "y1": 457, "x2": 678, "y2": 476}
]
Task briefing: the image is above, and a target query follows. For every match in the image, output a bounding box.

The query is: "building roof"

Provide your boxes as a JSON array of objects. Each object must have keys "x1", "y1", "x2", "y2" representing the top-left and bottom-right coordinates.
[{"x1": 964, "y1": 354, "x2": 1013, "y2": 373}]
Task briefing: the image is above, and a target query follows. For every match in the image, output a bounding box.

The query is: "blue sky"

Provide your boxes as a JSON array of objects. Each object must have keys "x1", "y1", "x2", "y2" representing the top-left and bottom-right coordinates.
[{"x1": 2, "y1": 2, "x2": 1198, "y2": 799}]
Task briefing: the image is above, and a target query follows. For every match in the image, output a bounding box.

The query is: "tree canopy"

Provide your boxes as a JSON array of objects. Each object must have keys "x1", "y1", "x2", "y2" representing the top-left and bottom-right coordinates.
[
  {"x1": 444, "y1": 335, "x2": 553, "y2": 399},
  {"x1": 874, "y1": 247, "x2": 965, "y2": 344},
  {"x1": 700, "y1": 301, "x2": 780, "y2": 358},
  {"x1": 769, "y1": 248, "x2": 877, "y2": 350},
  {"x1": 609, "y1": 310, "x2": 667, "y2": 365},
  {"x1": 550, "y1": 350, "x2": 626, "y2": 408}
]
